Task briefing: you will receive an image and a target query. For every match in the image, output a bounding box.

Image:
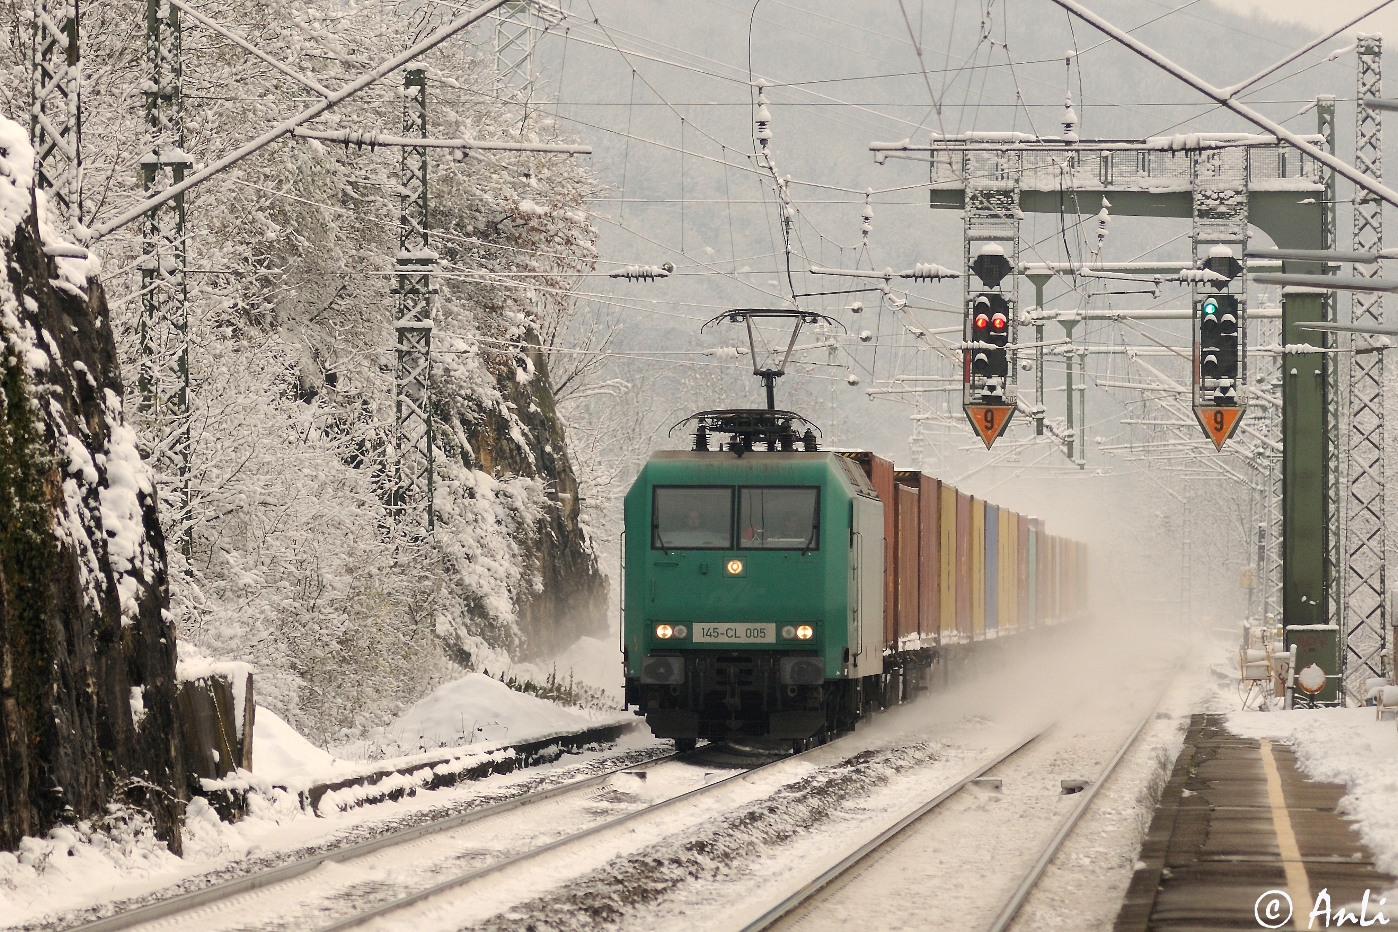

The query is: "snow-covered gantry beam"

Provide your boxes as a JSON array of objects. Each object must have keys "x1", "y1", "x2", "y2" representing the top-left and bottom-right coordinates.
[
  {"x1": 808, "y1": 264, "x2": 960, "y2": 281},
  {"x1": 1252, "y1": 273, "x2": 1398, "y2": 293},
  {"x1": 869, "y1": 133, "x2": 1323, "y2": 156},
  {"x1": 1044, "y1": 0, "x2": 1398, "y2": 211},
  {"x1": 1246, "y1": 246, "x2": 1396, "y2": 264},
  {"x1": 89, "y1": 0, "x2": 513, "y2": 241},
  {"x1": 1025, "y1": 308, "x2": 1282, "y2": 322},
  {"x1": 1299, "y1": 321, "x2": 1398, "y2": 336},
  {"x1": 1024, "y1": 260, "x2": 1282, "y2": 274}
]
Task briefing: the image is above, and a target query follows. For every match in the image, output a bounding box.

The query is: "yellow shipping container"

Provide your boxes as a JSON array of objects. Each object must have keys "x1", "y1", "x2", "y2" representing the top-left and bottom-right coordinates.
[
  {"x1": 999, "y1": 507, "x2": 1017, "y2": 630},
  {"x1": 971, "y1": 498, "x2": 985, "y2": 640}
]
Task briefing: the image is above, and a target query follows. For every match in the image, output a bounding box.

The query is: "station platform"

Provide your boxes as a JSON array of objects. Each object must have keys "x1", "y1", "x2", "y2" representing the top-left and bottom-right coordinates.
[{"x1": 1115, "y1": 714, "x2": 1393, "y2": 931}]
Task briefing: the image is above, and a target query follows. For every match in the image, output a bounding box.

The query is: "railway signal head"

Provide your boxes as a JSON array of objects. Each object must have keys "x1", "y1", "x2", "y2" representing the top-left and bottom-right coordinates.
[
  {"x1": 971, "y1": 296, "x2": 993, "y2": 376},
  {"x1": 1200, "y1": 297, "x2": 1221, "y2": 381},
  {"x1": 968, "y1": 293, "x2": 1010, "y2": 398},
  {"x1": 1198, "y1": 294, "x2": 1241, "y2": 403}
]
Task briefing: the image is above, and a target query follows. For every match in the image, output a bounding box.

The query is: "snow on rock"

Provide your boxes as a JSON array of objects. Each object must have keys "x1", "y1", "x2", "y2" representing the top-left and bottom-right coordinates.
[
  {"x1": 0, "y1": 119, "x2": 33, "y2": 241},
  {"x1": 0, "y1": 111, "x2": 183, "y2": 854},
  {"x1": 251, "y1": 674, "x2": 623, "y2": 794},
  {"x1": 98, "y1": 396, "x2": 158, "y2": 623},
  {"x1": 388, "y1": 673, "x2": 598, "y2": 749}
]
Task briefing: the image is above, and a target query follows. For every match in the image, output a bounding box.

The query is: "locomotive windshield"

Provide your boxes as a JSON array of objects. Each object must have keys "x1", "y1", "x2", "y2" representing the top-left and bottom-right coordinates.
[
  {"x1": 739, "y1": 487, "x2": 820, "y2": 550},
  {"x1": 652, "y1": 487, "x2": 733, "y2": 549}
]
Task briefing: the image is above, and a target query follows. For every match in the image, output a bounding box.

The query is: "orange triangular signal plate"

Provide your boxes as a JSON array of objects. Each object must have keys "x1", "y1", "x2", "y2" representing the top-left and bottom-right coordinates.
[
  {"x1": 965, "y1": 404, "x2": 1015, "y2": 449},
  {"x1": 1196, "y1": 405, "x2": 1244, "y2": 451}
]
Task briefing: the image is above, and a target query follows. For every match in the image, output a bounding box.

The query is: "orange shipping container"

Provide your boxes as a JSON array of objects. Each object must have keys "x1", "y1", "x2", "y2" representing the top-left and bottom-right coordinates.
[
  {"x1": 956, "y1": 490, "x2": 972, "y2": 639},
  {"x1": 895, "y1": 480, "x2": 920, "y2": 645}
]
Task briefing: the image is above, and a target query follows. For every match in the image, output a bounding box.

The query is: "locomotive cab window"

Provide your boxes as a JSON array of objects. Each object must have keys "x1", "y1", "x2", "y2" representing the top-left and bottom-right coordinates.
[
  {"x1": 652, "y1": 487, "x2": 733, "y2": 549},
  {"x1": 739, "y1": 487, "x2": 820, "y2": 550}
]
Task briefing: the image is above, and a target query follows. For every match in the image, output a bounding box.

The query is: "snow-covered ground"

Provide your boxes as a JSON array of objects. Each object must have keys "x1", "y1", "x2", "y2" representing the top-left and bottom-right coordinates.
[
  {"x1": 21, "y1": 619, "x2": 1373, "y2": 932},
  {"x1": 0, "y1": 676, "x2": 648, "y2": 930},
  {"x1": 311, "y1": 671, "x2": 625, "y2": 778},
  {"x1": 1226, "y1": 662, "x2": 1398, "y2": 900}
]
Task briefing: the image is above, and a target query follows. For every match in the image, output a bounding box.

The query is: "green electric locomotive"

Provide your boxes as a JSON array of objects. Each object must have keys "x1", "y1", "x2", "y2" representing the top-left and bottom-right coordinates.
[
  {"x1": 621, "y1": 312, "x2": 1087, "y2": 750},
  {"x1": 621, "y1": 410, "x2": 885, "y2": 750},
  {"x1": 620, "y1": 405, "x2": 1088, "y2": 750}
]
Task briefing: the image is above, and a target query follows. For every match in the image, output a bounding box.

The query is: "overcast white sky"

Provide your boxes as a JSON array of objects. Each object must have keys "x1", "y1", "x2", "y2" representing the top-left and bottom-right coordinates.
[{"x1": 1212, "y1": 0, "x2": 1398, "y2": 51}]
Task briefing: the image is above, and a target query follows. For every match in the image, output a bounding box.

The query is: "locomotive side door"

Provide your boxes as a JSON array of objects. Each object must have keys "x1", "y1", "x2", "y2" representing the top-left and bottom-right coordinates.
[{"x1": 849, "y1": 495, "x2": 884, "y2": 677}]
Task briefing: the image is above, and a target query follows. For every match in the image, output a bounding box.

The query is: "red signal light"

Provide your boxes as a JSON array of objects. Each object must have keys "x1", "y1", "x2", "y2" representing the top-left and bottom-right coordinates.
[
  {"x1": 975, "y1": 313, "x2": 990, "y2": 329},
  {"x1": 991, "y1": 313, "x2": 1007, "y2": 330}
]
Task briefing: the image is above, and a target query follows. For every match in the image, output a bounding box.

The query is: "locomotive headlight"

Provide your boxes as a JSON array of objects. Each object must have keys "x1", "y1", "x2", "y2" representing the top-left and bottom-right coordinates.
[
  {"x1": 795, "y1": 624, "x2": 815, "y2": 640},
  {"x1": 725, "y1": 559, "x2": 744, "y2": 576},
  {"x1": 655, "y1": 624, "x2": 674, "y2": 640},
  {"x1": 673, "y1": 625, "x2": 688, "y2": 639},
  {"x1": 781, "y1": 625, "x2": 796, "y2": 639}
]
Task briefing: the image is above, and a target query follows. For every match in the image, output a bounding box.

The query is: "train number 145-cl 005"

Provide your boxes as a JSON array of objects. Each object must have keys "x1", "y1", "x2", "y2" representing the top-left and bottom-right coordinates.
[{"x1": 693, "y1": 624, "x2": 775, "y2": 643}]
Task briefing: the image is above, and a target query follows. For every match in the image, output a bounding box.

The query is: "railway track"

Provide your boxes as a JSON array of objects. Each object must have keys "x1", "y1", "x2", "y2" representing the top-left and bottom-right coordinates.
[
  {"x1": 68, "y1": 744, "x2": 683, "y2": 932},
  {"x1": 307, "y1": 740, "x2": 814, "y2": 932},
  {"x1": 739, "y1": 676, "x2": 1176, "y2": 932},
  {"x1": 66, "y1": 740, "x2": 814, "y2": 932}
]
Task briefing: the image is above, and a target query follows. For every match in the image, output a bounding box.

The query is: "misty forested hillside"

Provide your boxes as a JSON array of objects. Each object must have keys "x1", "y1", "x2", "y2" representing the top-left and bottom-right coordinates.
[{"x1": 0, "y1": 0, "x2": 607, "y2": 744}]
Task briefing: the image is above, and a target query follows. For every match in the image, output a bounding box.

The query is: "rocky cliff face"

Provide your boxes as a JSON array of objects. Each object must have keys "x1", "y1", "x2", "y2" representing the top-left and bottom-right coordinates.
[
  {"x1": 465, "y1": 339, "x2": 607, "y2": 660},
  {"x1": 0, "y1": 124, "x2": 183, "y2": 852}
]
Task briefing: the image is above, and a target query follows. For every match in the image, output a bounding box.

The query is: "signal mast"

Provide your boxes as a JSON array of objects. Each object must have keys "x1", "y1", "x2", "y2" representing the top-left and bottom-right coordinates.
[{"x1": 964, "y1": 243, "x2": 1017, "y2": 447}]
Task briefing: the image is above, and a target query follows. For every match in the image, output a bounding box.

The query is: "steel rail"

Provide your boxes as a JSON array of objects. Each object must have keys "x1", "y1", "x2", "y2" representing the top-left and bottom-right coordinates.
[
  {"x1": 984, "y1": 704, "x2": 1162, "y2": 932},
  {"x1": 741, "y1": 667, "x2": 1180, "y2": 932},
  {"x1": 70, "y1": 747, "x2": 678, "y2": 932},
  {"x1": 314, "y1": 744, "x2": 822, "y2": 931},
  {"x1": 736, "y1": 730, "x2": 1046, "y2": 932}
]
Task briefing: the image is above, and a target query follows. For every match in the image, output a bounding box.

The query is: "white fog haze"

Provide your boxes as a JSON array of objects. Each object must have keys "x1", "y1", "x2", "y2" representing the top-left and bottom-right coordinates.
[{"x1": 4, "y1": 0, "x2": 1396, "y2": 927}]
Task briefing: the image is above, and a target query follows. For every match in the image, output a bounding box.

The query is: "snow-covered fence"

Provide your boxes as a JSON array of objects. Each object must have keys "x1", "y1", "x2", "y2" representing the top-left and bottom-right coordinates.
[{"x1": 303, "y1": 721, "x2": 635, "y2": 815}]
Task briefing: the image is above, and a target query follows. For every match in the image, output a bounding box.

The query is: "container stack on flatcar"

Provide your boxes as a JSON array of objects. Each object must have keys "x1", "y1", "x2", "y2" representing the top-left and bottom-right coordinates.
[{"x1": 621, "y1": 412, "x2": 1088, "y2": 750}]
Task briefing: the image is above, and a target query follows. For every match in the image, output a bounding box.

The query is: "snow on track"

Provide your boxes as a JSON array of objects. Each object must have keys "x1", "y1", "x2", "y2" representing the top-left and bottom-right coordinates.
[
  {"x1": 341, "y1": 619, "x2": 1190, "y2": 932},
  {"x1": 9, "y1": 739, "x2": 667, "y2": 932},
  {"x1": 65, "y1": 752, "x2": 718, "y2": 932}
]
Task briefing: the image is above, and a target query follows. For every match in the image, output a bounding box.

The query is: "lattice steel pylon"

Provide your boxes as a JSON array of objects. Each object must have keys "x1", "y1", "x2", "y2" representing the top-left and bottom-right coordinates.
[
  {"x1": 394, "y1": 68, "x2": 435, "y2": 532},
  {"x1": 1345, "y1": 36, "x2": 1388, "y2": 696},
  {"x1": 960, "y1": 149, "x2": 1024, "y2": 449},
  {"x1": 1318, "y1": 95, "x2": 1344, "y2": 632},
  {"x1": 495, "y1": 1, "x2": 535, "y2": 100},
  {"x1": 31, "y1": 0, "x2": 81, "y2": 226},
  {"x1": 139, "y1": 0, "x2": 193, "y2": 559}
]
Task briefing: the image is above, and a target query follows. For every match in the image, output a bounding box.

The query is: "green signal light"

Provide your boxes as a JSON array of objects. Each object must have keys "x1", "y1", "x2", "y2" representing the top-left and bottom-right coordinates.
[{"x1": 1202, "y1": 297, "x2": 1220, "y2": 316}]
